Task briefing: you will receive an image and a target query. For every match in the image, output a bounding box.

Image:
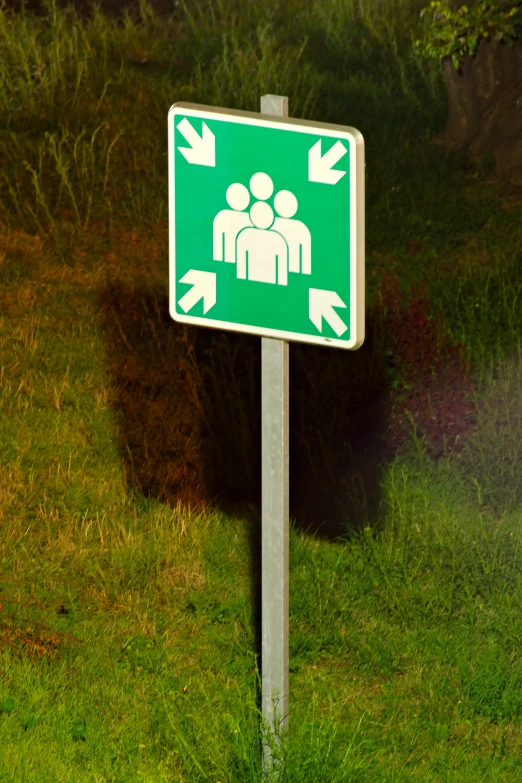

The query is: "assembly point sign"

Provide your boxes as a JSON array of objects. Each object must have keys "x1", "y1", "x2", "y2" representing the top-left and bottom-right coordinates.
[{"x1": 168, "y1": 102, "x2": 365, "y2": 349}]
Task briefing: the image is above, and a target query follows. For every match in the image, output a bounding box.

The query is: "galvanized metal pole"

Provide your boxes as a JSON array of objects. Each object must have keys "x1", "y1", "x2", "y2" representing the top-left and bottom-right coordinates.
[{"x1": 260, "y1": 94, "x2": 290, "y2": 781}]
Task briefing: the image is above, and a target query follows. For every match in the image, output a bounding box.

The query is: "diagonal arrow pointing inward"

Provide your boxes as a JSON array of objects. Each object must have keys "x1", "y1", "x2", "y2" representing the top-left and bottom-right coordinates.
[
  {"x1": 309, "y1": 288, "x2": 348, "y2": 337},
  {"x1": 178, "y1": 270, "x2": 216, "y2": 314},
  {"x1": 308, "y1": 139, "x2": 347, "y2": 184},
  {"x1": 177, "y1": 118, "x2": 216, "y2": 167}
]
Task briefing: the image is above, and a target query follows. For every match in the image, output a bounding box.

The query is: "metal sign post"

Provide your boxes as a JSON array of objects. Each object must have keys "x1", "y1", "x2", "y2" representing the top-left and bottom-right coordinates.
[
  {"x1": 260, "y1": 95, "x2": 290, "y2": 783},
  {"x1": 168, "y1": 90, "x2": 365, "y2": 782}
]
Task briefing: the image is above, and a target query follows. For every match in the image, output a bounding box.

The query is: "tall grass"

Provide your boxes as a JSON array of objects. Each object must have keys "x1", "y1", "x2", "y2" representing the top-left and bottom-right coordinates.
[
  {"x1": 0, "y1": 0, "x2": 445, "y2": 245},
  {"x1": 2, "y1": 0, "x2": 522, "y2": 779}
]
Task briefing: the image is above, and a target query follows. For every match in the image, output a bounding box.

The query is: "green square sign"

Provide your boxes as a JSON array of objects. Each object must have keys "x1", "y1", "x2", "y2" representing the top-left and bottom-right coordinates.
[{"x1": 168, "y1": 102, "x2": 365, "y2": 349}]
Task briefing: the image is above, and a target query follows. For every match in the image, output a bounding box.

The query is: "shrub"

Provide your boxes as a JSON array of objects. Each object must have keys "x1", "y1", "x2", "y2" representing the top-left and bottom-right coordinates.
[{"x1": 415, "y1": 0, "x2": 522, "y2": 67}]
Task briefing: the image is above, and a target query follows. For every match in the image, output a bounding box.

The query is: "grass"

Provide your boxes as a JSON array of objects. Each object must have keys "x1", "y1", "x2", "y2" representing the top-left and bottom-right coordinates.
[{"x1": 2, "y1": 0, "x2": 522, "y2": 779}]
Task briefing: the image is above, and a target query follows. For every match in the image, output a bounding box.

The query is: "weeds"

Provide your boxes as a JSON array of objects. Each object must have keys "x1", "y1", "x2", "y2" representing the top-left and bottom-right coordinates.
[{"x1": 460, "y1": 643, "x2": 522, "y2": 724}]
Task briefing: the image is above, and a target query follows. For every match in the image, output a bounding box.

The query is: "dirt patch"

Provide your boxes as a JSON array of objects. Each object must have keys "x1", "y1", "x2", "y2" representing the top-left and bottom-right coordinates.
[{"x1": 0, "y1": 599, "x2": 83, "y2": 662}]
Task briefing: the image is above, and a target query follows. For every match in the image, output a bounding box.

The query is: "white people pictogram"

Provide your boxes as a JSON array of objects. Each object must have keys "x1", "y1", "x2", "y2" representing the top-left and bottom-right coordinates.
[
  {"x1": 212, "y1": 171, "x2": 312, "y2": 285},
  {"x1": 273, "y1": 189, "x2": 311, "y2": 275},
  {"x1": 213, "y1": 182, "x2": 252, "y2": 263},
  {"x1": 249, "y1": 171, "x2": 274, "y2": 201},
  {"x1": 237, "y1": 200, "x2": 288, "y2": 286}
]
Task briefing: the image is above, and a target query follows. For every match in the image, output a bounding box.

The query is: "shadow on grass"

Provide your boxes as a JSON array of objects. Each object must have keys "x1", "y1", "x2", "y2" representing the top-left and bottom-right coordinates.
[
  {"x1": 99, "y1": 281, "x2": 391, "y2": 698},
  {"x1": 99, "y1": 282, "x2": 391, "y2": 541}
]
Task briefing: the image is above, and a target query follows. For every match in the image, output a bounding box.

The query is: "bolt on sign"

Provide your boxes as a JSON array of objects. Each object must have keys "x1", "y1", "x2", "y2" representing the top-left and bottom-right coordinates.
[{"x1": 168, "y1": 102, "x2": 365, "y2": 349}]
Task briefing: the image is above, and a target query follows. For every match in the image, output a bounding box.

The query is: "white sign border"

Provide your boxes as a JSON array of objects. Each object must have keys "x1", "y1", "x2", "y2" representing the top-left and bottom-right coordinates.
[{"x1": 168, "y1": 101, "x2": 365, "y2": 350}]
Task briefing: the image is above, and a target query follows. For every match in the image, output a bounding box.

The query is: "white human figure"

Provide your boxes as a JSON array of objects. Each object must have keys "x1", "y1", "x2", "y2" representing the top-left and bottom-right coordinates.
[
  {"x1": 249, "y1": 171, "x2": 274, "y2": 201},
  {"x1": 273, "y1": 190, "x2": 312, "y2": 274},
  {"x1": 213, "y1": 182, "x2": 251, "y2": 263},
  {"x1": 236, "y1": 201, "x2": 288, "y2": 286}
]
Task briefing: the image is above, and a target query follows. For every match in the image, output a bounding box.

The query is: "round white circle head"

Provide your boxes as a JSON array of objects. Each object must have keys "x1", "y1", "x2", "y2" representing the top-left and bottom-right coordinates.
[
  {"x1": 226, "y1": 182, "x2": 250, "y2": 211},
  {"x1": 249, "y1": 172, "x2": 274, "y2": 201},
  {"x1": 274, "y1": 189, "x2": 298, "y2": 218},
  {"x1": 249, "y1": 201, "x2": 274, "y2": 230}
]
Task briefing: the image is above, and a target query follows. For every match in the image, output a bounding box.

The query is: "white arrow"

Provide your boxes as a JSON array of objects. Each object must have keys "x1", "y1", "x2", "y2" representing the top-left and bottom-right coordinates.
[
  {"x1": 178, "y1": 270, "x2": 216, "y2": 314},
  {"x1": 308, "y1": 139, "x2": 347, "y2": 184},
  {"x1": 309, "y1": 288, "x2": 348, "y2": 337},
  {"x1": 177, "y1": 118, "x2": 215, "y2": 167}
]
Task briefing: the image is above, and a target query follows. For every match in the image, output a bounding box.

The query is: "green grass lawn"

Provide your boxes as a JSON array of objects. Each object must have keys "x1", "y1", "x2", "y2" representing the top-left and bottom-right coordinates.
[{"x1": 2, "y1": 0, "x2": 522, "y2": 779}]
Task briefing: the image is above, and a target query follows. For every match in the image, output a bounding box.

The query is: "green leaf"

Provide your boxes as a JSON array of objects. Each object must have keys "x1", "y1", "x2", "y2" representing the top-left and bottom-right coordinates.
[
  {"x1": 416, "y1": 0, "x2": 522, "y2": 64},
  {"x1": 0, "y1": 698, "x2": 15, "y2": 713},
  {"x1": 71, "y1": 719, "x2": 87, "y2": 740}
]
